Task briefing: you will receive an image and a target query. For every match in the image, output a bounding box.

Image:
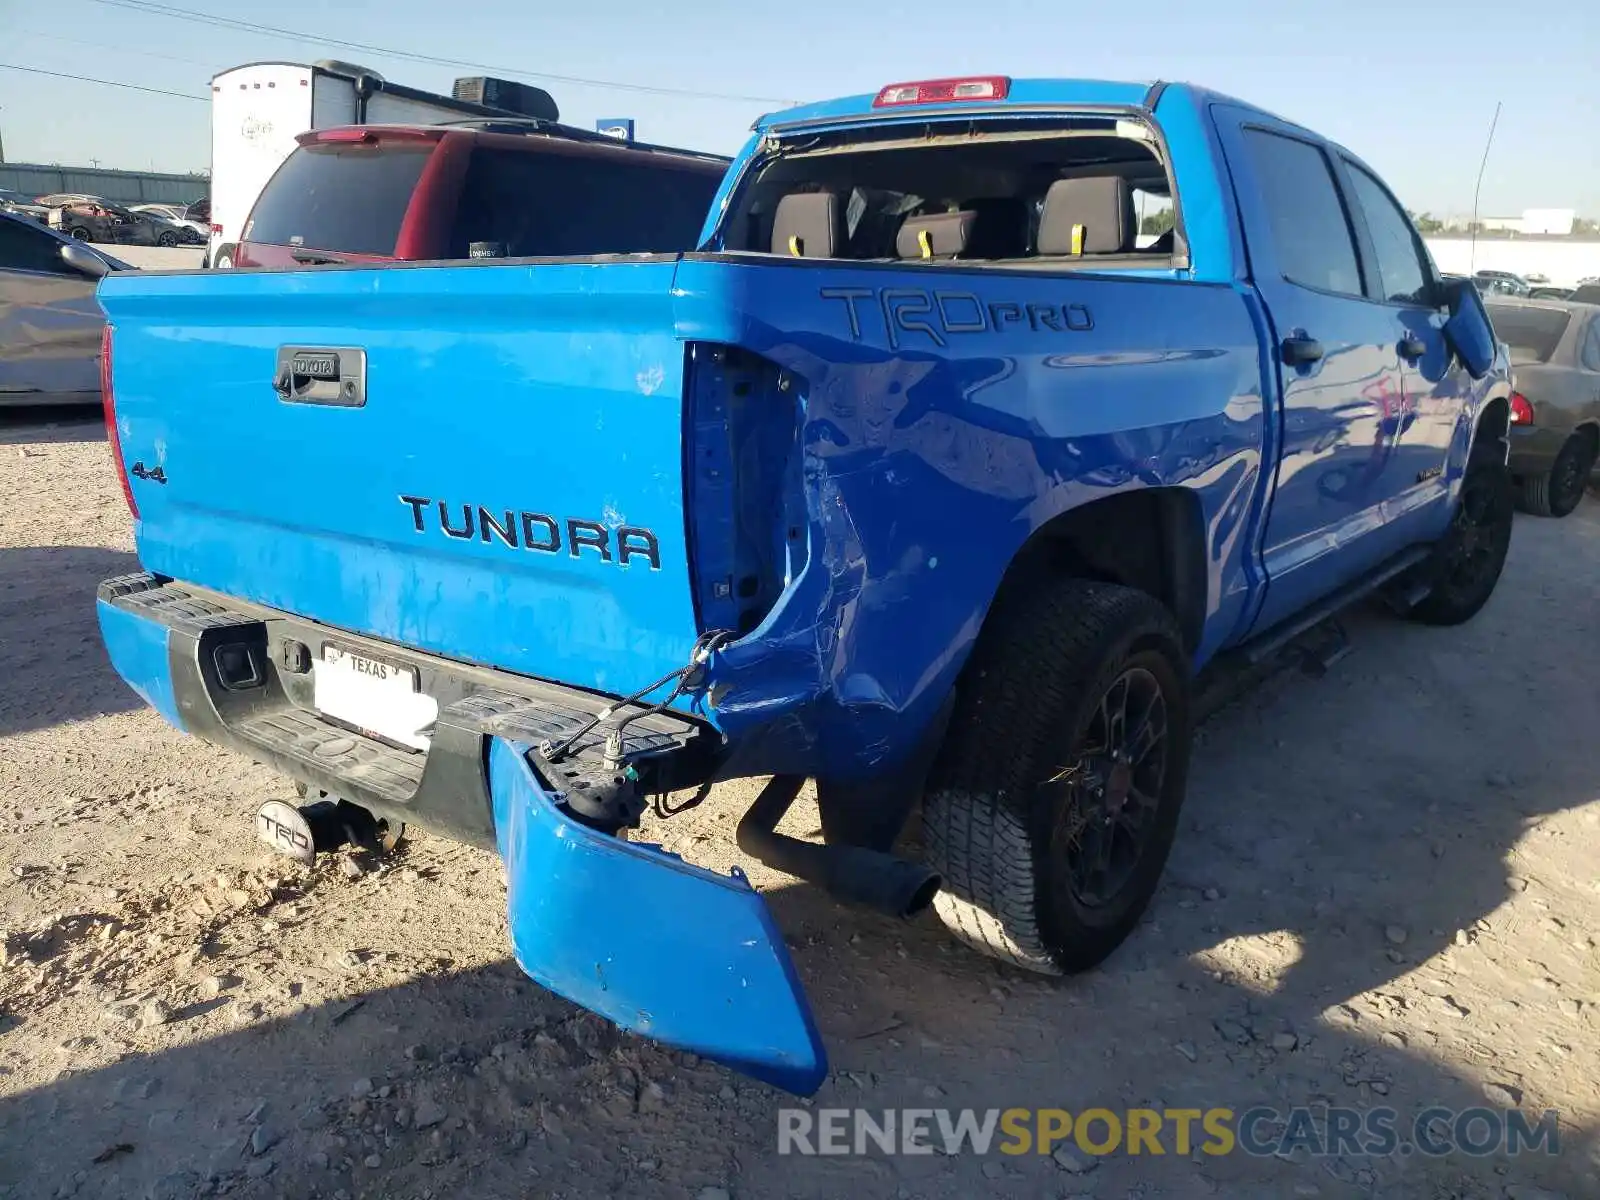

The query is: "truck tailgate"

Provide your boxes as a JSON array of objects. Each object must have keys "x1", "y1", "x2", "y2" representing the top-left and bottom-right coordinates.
[{"x1": 97, "y1": 259, "x2": 700, "y2": 695}]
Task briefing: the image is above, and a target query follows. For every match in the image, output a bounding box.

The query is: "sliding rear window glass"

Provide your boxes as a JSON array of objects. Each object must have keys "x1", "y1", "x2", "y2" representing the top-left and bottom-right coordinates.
[
  {"x1": 245, "y1": 141, "x2": 432, "y2": 256},
  {"x1": 448, "y1": 147, "x2": 720, "y2": 258},
  {"x1": 1486, "y1": 305, "x2": 1570, "y2": 363}
]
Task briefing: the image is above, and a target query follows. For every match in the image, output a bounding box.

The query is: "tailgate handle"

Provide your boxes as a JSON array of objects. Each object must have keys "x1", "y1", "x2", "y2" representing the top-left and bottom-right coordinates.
[{"x1": 273, "y1": 346, "x2": 366, "y2": 408}]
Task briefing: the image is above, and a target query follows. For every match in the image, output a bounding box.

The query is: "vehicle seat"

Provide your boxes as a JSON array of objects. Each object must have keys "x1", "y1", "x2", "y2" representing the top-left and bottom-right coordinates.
[
  {"x1": 1036, "y1": 176, "x2": 1136, "y2": 256},
  {"x1": 896, "y1": 210, "x2": 977, "y2": 260},
  {"x1": 770, "y1": 192, "x2": 844, "y2": 257}
]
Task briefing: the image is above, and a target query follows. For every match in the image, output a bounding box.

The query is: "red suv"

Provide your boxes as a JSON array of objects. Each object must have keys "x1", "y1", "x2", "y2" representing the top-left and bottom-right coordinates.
[{"x1": 235, "y1": 123, "x2": 730, "y2": 267}]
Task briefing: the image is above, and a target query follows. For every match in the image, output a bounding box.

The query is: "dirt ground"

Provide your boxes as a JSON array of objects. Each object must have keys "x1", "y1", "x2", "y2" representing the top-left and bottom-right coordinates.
[{"x1": 2, "y1": 409, "x2": 1597, "y2": 1200}]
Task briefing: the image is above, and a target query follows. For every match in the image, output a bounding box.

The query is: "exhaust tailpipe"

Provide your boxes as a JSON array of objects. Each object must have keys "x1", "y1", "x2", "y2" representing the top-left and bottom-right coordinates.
[{"x1": 735, "y1": 776, "x2": 941, "y2": 919}]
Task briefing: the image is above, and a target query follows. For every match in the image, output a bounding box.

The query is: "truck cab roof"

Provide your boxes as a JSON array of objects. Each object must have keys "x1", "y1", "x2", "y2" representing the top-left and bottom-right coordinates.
[{"x1": 754, "y1": 78, "x2": 1314, "y2": 139}]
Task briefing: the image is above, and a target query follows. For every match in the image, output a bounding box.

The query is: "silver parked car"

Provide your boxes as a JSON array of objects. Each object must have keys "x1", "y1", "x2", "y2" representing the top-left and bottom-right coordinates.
[
  {"x1": 130, "y1": 203, "x2": 208, "y2": 246},
  {"x1": 1486, "y1": 299, "x2": 1600, "y2": 517},
  {"x1": 0, "y1": 210, "x2": 128, "y2": 407}
]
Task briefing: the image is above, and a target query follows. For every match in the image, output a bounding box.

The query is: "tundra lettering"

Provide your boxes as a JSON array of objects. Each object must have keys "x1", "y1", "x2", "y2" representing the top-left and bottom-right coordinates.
[{"x1": 398, "y1": 495, "x2": 661, "y2": 570}]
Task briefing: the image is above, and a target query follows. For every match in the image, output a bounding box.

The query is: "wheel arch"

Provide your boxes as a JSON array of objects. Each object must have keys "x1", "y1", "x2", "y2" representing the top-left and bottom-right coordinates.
[
  {"x1": 1472, "y1": 393, "x2": 1511, "y2": 463},
  {"x1": 984, "y1": 488, "x2": 1209, "y2": 656}
]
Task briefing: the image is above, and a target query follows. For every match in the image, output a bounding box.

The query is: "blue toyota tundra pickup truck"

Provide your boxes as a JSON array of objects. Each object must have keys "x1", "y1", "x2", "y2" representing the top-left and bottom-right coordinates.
[{"x1": 94, "y1": 76, "x2": 1512, "y2": 1094}]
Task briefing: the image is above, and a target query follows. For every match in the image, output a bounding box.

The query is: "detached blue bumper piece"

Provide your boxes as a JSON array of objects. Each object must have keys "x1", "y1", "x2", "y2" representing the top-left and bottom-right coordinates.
[{"x1": 487, "y1": 739, "x2": 828, "y2": 1095}]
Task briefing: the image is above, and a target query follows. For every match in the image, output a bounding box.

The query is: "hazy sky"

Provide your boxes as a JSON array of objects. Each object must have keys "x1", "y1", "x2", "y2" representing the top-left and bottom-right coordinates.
[{"x1": 2, "y1": 0, "x2": 1596, "y2": 217}]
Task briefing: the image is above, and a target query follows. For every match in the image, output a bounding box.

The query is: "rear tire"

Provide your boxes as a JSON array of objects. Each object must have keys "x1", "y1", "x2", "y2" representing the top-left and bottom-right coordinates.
[
  {"x1": 69, "y1": 227, "x2": 91, "y2": 241},
  {"x1": 1518, "y1": 435, "x2": 1595, "y2": 519},
  {"x1": 921, "y1": 580, "x2": 1192, "y2": 974},
  {"x1": 1404, "y1": 455, "x2": 1514, "y2": 626},
  {"x1": 157, "y1": 230, "x2": 178, "y2": 247}
]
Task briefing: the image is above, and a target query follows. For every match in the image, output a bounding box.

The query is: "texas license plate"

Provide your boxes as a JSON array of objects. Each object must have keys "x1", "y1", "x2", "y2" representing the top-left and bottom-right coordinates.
[{"x1": 312, "y1": 644, "x2": 438, "y2": 751}]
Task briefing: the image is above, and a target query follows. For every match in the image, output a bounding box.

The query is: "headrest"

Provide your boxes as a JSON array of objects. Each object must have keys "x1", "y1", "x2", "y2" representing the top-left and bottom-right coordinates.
[
  {"x1": 1036, "y1": 176, "x2": 1136, "y2": 255},
  {"x1": 770, "y1": 192, "x2": 843, "y2": 257},
  {"x1": 896, "y1": 210, "x2": 976, "y2": 259}
]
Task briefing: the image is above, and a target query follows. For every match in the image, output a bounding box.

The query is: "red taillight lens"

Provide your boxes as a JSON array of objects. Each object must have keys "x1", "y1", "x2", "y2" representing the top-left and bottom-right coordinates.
[
  {"x1": 873, "y1": 76, "x2": 1011, "y2": 107},
  {"x1": 209, "y1": 222, "x2": 223, "y2": 234},
  {"x1": 1509, "y1": 391, "x2": 1534, "y2": 426},
  {"x1": 101, "y1": 325, "x2": 138, "y2": 519}
]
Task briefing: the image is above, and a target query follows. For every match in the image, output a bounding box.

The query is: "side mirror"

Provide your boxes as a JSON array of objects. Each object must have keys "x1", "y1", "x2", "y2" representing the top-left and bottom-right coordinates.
[
  {"x1": 1439, "y1": 276, "x2": 1496, "y2": 380},
  {"x1": 59, "y1": 241, "x2": 111, "y2": 280}
]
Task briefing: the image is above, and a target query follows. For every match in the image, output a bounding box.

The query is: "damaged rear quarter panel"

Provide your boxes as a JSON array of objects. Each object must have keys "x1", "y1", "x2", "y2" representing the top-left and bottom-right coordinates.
[{"x1": 675, "y1": 255, "x2": 1270, "y2": 781}]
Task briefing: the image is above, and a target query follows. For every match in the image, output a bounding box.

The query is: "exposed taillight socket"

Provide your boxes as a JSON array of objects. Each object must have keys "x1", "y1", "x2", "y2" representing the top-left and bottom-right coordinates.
[
  {"x1": 100, "y1": 325, "x2": 139, "y2": 519},
  {"x1": 1509, "y1": 391, "x2": 1534, "y2": 426}
]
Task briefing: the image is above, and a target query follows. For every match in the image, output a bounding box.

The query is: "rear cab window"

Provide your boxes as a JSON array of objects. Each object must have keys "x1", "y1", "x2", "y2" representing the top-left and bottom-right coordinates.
[
  {"x1": 1485, "y1": 305, "x2": 1571, "y2": 364},
  {"x1": 718, "y1": 112, "x2": 1183, "y2": 269},
  {"x1": 244, "y1": 139, "x2": 435, "y2": 256}
]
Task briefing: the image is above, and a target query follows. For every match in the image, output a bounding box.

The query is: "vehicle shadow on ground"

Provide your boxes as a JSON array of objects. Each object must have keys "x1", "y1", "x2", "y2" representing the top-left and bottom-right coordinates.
[
  {"x1": 0, "y1": 407, "x2": 104, "y2": 446},
  {"x1": 0, "y1": 546, "x2": 143, "y2": 737}
]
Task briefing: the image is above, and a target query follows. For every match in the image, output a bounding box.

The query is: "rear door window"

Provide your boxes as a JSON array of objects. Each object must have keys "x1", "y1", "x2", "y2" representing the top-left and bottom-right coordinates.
[
  {"x1": 1239, "y1": 128, "x2": 1364, "y2": 297},
  {"x1": 1485, "y1": 305, "x2": 1571, "y2": 363},
  {"x1": 245, "y1": 141, "x2": 433, "y2": 256},
  {"x1": 448, "y1": 146, "x2": 720, "y2": 258}
]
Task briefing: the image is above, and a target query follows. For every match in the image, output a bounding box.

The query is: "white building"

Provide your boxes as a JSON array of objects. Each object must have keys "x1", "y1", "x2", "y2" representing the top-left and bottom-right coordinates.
[
  {"x1": 1463, "y1": 209, "x2": 1576, "y2": 236},
  {"x1": 1517, "y1": 208, "x2": 1576, "y2": 236}
]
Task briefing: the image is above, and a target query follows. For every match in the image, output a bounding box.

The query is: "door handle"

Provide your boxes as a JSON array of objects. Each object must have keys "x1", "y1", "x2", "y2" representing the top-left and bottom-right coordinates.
[
  {"x1": 1398, "y1": 335, "x2": 1427, "y2": 362},
  {"x1": 1281, "y1": 333, "x2": 1324, "y2": 366}
]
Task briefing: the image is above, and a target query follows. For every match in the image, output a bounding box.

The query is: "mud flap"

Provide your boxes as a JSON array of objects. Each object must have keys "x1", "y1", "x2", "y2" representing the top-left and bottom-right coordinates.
[{"x1": 487, "y1": 738, "x2": 827, "y2": 1095}]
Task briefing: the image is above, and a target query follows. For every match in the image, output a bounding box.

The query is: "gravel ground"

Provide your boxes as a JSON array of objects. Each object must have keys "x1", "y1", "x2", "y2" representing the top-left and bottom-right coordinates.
[
  {"x1": 105, "y1": 247, "x2": 205, "y2": 272},
  {"x1": 2, "y1": 411, "x2": 1598, "y2": 1200}
]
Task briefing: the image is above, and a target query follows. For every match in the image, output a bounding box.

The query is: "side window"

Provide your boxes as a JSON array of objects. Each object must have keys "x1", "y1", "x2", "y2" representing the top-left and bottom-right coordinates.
[
  {"x1": 1584, "y1": 318, "x2": 1600, "y2": 373},
  {"x1": 0, "y1": 218, "x2": 72, "y2": 275},
  {"x1": 450, "y1": 148, "x2": 720, "y2": 259},
  {"x1": 1344, "y1": 164, "x2": 1431, "y2": 305},
  {"x1": 1132, "y1": 186, "x2": 1174, "y2": 247},
  {"x1": 1240, "y1": 129, "x2": 1363, "y2": 297}
]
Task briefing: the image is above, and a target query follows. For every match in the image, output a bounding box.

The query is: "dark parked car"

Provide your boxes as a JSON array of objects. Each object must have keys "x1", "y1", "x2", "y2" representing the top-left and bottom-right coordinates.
[
  {"x1": 1487, "y1": 299, "x2": 1600, "y2": 517},
  {"x1": 230, "y1": 121, "x2": 729, "y2": 268},
  {"x1": 0, "y1": 210, "x2": 127, "y2": 406}
]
